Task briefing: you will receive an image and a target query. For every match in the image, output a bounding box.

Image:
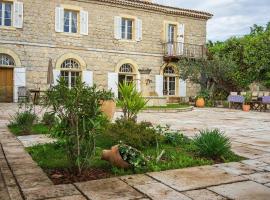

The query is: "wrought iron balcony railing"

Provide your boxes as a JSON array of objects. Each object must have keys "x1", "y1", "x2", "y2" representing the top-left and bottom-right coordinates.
[{"x1": 163, "y1": 42, "x2": 206, "y2": 59}]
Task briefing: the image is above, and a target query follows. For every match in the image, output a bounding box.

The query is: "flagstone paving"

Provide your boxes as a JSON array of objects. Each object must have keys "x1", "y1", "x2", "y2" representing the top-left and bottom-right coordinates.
[{"x1": 1, "y1": 103, "x2": 270, "y2": 199}]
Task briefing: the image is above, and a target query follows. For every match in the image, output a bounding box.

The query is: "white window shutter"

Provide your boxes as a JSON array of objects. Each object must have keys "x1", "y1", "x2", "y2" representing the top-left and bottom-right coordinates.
[
  {"x1": 177, "y1": 23, "x2": 185, "y2": 55},
  {"x1": 108, "y1": 72, "x2": 119, "y2": 98},
  {"x1": 13, "y1": 1, "x2": 23, "y2": 28},
  {"x1": 55, "y1": 7, "x2": 64, "y2": 32},
  {"x1": 179, "y1": 79, "x2": 187, "y2": 97},
  {"x1": 80, "y1": 10, "x2": 89, "y2": 35},
  {"x1": 155, "y1": 75, "x2": 163, "y2": 97},
  {"x1": 114, "y1": 16, "x2": 122, "y2": 40},
  {"x1": 53, "y1": 69, "x2": 61, "y2": 85},
  {"x1": 136, "y1": 19, "x2": 142, "y2": 41},
  {"x1": 82, "y1": 70, "x2": 93, "y2": 87},
  {"x1": 136, "y1": 79, "x2": 141, "y2": 92},
  {"x1": 14, "y1": 67, "x2": 26, "y2": 102}
]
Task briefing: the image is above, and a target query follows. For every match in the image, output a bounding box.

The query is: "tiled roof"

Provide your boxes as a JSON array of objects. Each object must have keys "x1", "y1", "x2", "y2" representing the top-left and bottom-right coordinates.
[{"x1": 81, "y1": 0, "x2": 213, "y2": 19}]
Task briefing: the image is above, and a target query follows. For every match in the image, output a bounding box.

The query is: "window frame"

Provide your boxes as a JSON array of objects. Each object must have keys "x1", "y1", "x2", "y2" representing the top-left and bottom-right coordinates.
[
  {"x1": 60, "y1": 59, "x2": 81, "y2": 89},
  {"x1": 121, "y1": 17, "x2": 134, "y2": 40},
  {"x1": 0, "y1": 1, "x2": 13, "y2": 27},
  {"x1": 63, "y1": 9, "x2": 79, "y2": 34}
]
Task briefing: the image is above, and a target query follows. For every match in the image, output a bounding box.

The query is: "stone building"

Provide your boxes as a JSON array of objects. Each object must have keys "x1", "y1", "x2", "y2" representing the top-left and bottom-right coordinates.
[{"x1": 0, "y1": 0, "x2": 212, "y2": 103}]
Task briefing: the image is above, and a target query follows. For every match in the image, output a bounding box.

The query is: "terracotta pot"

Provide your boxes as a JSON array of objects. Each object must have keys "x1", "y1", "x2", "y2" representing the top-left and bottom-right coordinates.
[
  {"x1": 242, "y1": 104, "x2": 251, "y2": 112},
  {"x1": 100, "y1": 100, "x2": 116, "y2": 120},
  {"x1": 196, "y1": 98, "x2": 205, "y2": 108},
  {"x1": 101, "y1": 145, "x2": 130, "y2": 169}
]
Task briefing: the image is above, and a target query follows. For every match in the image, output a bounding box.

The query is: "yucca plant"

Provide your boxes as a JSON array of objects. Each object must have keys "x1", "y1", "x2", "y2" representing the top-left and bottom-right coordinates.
[
  {"x1": 117, "y1": 83, "x2": 147, "y2": 121},
  {"x1": 193, "y1": 129, "x2": 231, "y2": 160}
]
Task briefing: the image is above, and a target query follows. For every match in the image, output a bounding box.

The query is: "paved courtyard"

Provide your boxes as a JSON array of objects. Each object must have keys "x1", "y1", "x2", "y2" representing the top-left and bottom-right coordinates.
[{"x1": 1, "y1": 103, "x2": 270, "y2": 200}]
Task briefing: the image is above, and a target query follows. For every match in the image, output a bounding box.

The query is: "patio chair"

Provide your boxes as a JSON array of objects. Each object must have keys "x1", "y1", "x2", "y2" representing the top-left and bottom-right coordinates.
[
  {"x1": 230, "y1": 92, "x2": 238, "y2": 96},
  {"x1": 18, "y1": 86, "x2": 30, "y2": 103},
  {"x1": 263, "y1": 91, "x2": 270, "y2": 96},
  {"x1": 240, "y1": 92, "x2": 247, "y2": 96}
]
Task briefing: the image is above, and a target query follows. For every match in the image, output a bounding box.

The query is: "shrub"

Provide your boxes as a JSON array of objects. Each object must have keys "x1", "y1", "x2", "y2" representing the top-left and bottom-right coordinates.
[
  {"x1": 117, "y1": 83, "x2": 147, "y2": 121},
  {"x1": 43, "y1": 78, "x2": 112, "y2": 174},
  {"x1": 193, "y1": 129, "x2": 231, "y2": 160},
  {"x1": 42, "y1": 112, "x2": 57, "y2": 128},
  {"x1": 104, "y1": 119, "x2": 161, "y2": 150},
  {"x1": 164, "y1": 131, "x2": 190, "y2": 146}
]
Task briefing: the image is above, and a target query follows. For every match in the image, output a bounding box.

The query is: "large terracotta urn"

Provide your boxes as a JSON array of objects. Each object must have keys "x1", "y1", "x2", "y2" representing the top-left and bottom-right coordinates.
[
  {"x1": 101, "y1": 145, "x2": 130, "y2": 169},
  {"x1": 100, "y1": 100, "x2": 116, "y2": 120},
  {"x1": 196, "y1": 98, "x2": 205, "y2": 108}
]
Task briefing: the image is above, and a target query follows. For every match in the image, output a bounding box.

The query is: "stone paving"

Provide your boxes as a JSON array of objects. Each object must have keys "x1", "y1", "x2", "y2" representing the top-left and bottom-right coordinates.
[{"x1": 1, "y1": 103, "x2": 270, "y2": 199}]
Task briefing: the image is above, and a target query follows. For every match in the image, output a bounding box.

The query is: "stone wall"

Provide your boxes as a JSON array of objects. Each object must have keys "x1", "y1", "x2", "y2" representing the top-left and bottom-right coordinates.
[{"x1": 0, "y1": 0, "x2": 208, "y2": 97}]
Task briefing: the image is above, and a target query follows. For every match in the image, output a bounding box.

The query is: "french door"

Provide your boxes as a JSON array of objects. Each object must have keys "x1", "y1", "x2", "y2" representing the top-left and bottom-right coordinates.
[
  {"x1": 0, "y1": 67, "x2": 13, "y2": 102},
  {"x1": 163, "y1": 76, "x2": 176, "y2": 96}
]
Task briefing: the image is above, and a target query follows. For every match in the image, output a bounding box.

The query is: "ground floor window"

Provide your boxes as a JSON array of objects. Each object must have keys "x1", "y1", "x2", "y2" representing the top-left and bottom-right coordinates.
[
  {"x1": 163, "y1": 66, "x2": 177, "y2": 96},
  {"x1": 60, "y1": 59, "x2": 81, "y2": 88}
]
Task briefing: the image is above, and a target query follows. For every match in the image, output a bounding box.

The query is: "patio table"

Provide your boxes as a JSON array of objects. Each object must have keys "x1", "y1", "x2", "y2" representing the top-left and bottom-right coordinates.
[{"x1": 227, "y1": 95, "x2": 244, "y2": 109}]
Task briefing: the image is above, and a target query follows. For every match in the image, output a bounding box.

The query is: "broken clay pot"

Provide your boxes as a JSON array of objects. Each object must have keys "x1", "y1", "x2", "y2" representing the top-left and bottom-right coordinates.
[{"x1": 101, "y1": 145, "x2": 130, "y2": 169}]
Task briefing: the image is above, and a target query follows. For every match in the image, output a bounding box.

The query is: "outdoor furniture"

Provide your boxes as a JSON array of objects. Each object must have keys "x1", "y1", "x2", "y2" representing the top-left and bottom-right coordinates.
[
  {"x1": 29, "y1": 88, "x2": 41, "y2": 105},
  {"x1": 228, "y1": 95, "x2": 244, "y2": 109},
  {"x1": 18, "y1": 86, "x2": 30, "y2": 103},
  {"x1": 261, "y1": 96, "x2": 270, "y2": 112}
]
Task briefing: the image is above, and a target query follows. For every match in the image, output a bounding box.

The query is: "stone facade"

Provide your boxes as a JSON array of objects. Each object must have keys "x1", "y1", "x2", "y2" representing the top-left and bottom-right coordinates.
[{"x1": 0, "y1": 0, "x2": 211, "y2": 102}]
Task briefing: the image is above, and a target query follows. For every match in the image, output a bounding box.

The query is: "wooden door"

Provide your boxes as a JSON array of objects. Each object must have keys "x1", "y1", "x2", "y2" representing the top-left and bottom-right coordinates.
[{"x1": 0, "y1": 68, "x2": 13, "y2": 102}]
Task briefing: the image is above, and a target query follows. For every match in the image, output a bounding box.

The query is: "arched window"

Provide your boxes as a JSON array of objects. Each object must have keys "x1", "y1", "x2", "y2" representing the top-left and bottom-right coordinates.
[
  {"x1": 163, "y1": 66, "x2": 177, "y2": 96},
  {"x1": 0, "y1": 54, "x2": 15, "y2": 66},
  {"x1": 119, "y1": 64, "x2": 133, "y2": 73},
  {"x1": 60, "y1": 59, "x2": 81, "y2": 88}
]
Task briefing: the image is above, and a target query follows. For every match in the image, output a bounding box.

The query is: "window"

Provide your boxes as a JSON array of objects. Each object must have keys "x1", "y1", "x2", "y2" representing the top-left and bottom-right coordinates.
[
  {"x1": 60, "y1": 59, "x2": 81, "y2": 88},
  {"x1": 163, "y1": 66, "x2": 177, "y2": 96},
  {"x1": 0, "y1": 2, "x2": 12, "y2": 27},
  {"x1": 121, "y1": 18, "x2": 133, "y2": 40},
  {"x1": 168, "y1": 24, "x2": 176, "y2": 43},
  {"x1": 119, "y1": 64, "x2": 133, "y2": 73},
  {"x1": 64, "y1": 10, "x2": 78, "y2": 33},
  {"x1": 0, "y1": 54, "x2": 15, "y2": 66}
]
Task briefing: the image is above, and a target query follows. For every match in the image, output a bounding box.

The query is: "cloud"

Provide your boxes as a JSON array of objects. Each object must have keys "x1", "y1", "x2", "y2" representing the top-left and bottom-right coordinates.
[{"x1": 155, "y1": 0, "x2": 270, "y2": 41}]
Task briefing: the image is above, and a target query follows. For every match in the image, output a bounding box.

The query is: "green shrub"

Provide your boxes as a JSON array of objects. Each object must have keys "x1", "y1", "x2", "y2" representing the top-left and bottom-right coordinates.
[
  {"x1": 104, "y1": 119, "x2": 161, "y2": 150},
  {"x1": 42, "y1": 112, "x2": 57, "y2": 128},
  {"x1": 164, "y1": 131, "x2": 190, "y2": 146},
  {"x1": 9, "y1": 111, "x2": 37, "y2": 133},
  {"x1": 193, "y1": 129, "x2": 231, "y2": 160}
]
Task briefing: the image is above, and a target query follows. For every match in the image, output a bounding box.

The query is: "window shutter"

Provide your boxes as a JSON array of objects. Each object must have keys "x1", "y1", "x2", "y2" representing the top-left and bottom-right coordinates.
[
  {"x1": 55, "y1": 7, "x2": 64, "y2": 32},
  {"x1": 14, "y1": 67, "x2": 26, "y2": 102},
  {"x1": 136, "y1": 79, "x2": 141, "y2": 92},
  {"x1": 136, "y1": 19, "x2": 142, "y2": 41},
  {"x1": 155, "y1": 75, "x2": 163, "y2": 97},
  {"x1": 179, "y1": 79, "x2": 187, "y2": 97},
  {"x1": 53, "y1": 69, "x2": 61, "y2": 85},
  {"x1": 13, "y1": 1, "x2": 23, "y2": 28},
  {"x1": 80, "y1": 10, "x2": 89, "y2": 35},
  {"x1": 114, "y1": 16, "x2": 122, "y2": 40},
  {"x1": 177, "y1": 23, "x2": 185, "y2": 55},
  {"x1": 82, "y1": 70, "x2": 93, "y2": 87},
  {"x1": 108, "y1": 72, "x2": 119, "y2": 98}
]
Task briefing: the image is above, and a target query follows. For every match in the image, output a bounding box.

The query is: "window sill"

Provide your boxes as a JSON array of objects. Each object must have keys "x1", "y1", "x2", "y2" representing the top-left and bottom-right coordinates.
[
  {"x1": 58, "y1": 32, "x2": 83, "y2": 37},
  {"x1": 0, "y1": 26, "x2": 16, "y2": 31}
]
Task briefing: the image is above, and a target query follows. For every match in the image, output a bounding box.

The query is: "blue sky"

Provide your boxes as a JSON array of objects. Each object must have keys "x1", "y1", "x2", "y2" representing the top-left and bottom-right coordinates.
[{"x1": 155, "y1": 0, "x2": 270, "y2": 41}]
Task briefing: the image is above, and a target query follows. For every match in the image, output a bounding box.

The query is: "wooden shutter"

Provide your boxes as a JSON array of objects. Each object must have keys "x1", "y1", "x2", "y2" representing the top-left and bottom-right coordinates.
[
  {"x1": 155, "y1": 75, "x2": 163, "y2": 97},
  {"x1": 13, "y1": 1, "x2": 23, "y2": 28},
  {"x1": 14, "y1": 67, "x2": 26, "y2": 102},
  {"x1": 80, "y1": 10, "x2": 89, "y2": 35},
  {"x1": 177, "y1": 23, "x2": 185, "y2": 55},
  {"x1": 53, "y1": 69, "x2": 61, "y2": 85},
  {"x1": 114, "y1": 16, "x2": 122, "y2": 40},
  {"x1": 179, "y1": 79, "x2": 187, "y2": 97},
  {"x1": 82, "y1": 71, "x2": 93, "y2": 87},
  {"x1": 136, "y1": 19, "x2": 142, "y2": 41},
  {"x1": 108, "y1": 72, "x2": 119, "y2": 98},
  {"x1": 55, "y1": 7, "x2": 64, "y2": 32}
]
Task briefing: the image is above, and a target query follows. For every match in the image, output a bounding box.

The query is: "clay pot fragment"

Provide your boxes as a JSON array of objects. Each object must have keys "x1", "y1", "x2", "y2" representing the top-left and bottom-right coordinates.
[{"x1": 101, "y1": 145, "x2": 130, "y2": 169}]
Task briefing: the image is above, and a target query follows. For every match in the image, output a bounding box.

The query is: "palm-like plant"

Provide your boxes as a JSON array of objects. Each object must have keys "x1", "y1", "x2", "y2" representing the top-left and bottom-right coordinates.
[{"x1": 117, "y1": 83, "x2": 147, "y2": 121}]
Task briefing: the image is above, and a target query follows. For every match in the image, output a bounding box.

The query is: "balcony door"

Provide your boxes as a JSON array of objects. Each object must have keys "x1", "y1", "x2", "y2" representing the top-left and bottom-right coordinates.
[{"x1": 167, "y1": 24, "x2": 176, "y2": 55}]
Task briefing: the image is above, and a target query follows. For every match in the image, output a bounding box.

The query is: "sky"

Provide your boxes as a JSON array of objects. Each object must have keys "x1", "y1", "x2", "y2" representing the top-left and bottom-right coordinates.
[{"x1": 155, "y1": 0, "x2": 270, "y2": 41}]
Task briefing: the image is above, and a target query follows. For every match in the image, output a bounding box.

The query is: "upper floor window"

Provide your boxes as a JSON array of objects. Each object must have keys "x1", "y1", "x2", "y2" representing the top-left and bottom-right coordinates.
[
  {"x1": 0, "y1": 2, "x2": 12, "y2": 27},
  {"x1": 64, "y1": 10, "x2": 78, "y2": 33},
  {"x1": 0, "y1": 54, "x2": 15, "y2": 66},
  {"x1": 121, "y1": 18, "x2": 133, "y2": 40},
  {"x1": 168, "y1": 24, "x2": 176, "y2": 43}
]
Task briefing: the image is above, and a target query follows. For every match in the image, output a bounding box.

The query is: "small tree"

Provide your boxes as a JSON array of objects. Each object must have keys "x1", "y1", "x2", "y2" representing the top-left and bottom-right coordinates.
[
  {"x1": 117, "y1": 83, "x2": 147, "y2": 121},
  {"x1": 43, "y1": 78, "x2": 112, "y2": 174}
]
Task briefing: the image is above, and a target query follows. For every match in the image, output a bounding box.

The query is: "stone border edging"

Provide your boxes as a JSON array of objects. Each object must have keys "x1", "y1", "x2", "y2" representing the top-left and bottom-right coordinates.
[{"x1": 116, "y1": 106, "x2": 194, "y2": 113}]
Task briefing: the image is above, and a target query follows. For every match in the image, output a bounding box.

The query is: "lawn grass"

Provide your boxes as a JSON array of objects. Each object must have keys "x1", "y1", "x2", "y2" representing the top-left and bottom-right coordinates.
[
  {"x1": 26, "y1": 133, "x2": 242, "y2": 177},
  {"x1": 145, "y1": 103, "x2": 190, "y2": 110},
  {"x1": 8, "y1": 123, "x2": 49, "y2": 136}
]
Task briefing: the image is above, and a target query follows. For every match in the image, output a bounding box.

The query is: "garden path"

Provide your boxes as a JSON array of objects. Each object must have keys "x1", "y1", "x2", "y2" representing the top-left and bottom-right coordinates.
[{"x1": 1, "y1": 103, "x2": 270, "y2": 199}]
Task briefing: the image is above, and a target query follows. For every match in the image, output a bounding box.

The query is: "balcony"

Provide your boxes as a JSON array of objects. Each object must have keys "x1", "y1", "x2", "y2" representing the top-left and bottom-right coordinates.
[{"x1": 162, "y1": 42, "x2": 206, "y2": 61}]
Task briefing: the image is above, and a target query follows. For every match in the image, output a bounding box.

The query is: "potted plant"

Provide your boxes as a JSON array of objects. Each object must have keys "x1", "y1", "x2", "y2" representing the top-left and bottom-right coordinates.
[
  {"x1": 101, "y1": 143, "x2": 147, "y2": 169},
  {"x1": 195, "y1": 90, "x2": 210, "y2": 108},
  {"x1": 100, "y1": 90, "x2": 116, "y2": 120},
  {"x1": 242, "y1": 92, "x2": 252, "y2": 112}
]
